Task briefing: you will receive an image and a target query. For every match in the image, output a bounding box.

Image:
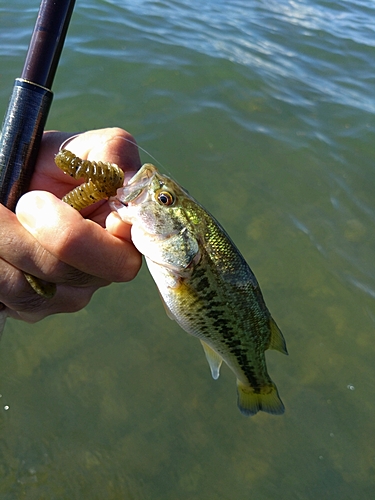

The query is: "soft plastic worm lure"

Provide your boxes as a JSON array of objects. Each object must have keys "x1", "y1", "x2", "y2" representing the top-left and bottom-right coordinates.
[
  {"x1": 55, "y1": 149, "x2": 125, "y2": 210},
  {"x1": 25, "y1": 150, "x2": 125, "y2": 298},
  {"x1": 23, "y1": 272, "x2": 57, "y2": 299}
]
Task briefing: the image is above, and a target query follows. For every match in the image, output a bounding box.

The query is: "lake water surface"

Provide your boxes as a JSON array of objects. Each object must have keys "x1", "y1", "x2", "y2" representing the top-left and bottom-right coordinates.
[{"x1": 0, "y1": 0, "x2": 374, "y2": 498}]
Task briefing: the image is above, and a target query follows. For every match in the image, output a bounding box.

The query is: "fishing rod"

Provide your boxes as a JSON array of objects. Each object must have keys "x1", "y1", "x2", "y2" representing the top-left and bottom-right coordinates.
[{"x1": 0, "y1": 0, "x2": 76, "y2": 211}]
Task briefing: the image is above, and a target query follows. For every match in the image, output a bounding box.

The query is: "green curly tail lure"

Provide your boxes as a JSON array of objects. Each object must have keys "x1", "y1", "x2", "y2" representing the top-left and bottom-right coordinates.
[{"x1": 55, "y1": 149, "x2": 124, "y2": 209}]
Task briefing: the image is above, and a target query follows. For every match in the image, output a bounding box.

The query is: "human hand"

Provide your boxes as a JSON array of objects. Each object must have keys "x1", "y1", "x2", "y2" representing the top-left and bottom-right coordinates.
[{"x1": 0, "y1": 127, "x2": 142, "y2": 328}]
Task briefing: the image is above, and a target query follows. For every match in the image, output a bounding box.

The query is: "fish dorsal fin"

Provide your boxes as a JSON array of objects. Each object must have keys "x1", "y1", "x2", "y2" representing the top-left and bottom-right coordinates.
[
  {"x1": 268, "y1": 318, "x2": 288, "y2": 355},
  {"x1": 200, "y1": 340, "x2": 223, "y2": 380}
]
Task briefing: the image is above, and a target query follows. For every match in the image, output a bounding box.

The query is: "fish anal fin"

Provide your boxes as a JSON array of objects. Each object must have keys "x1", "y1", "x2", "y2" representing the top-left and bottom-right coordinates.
[
  {"x1": 268, "y1": 317, "x2": 288, "y2": 355},
  {"x1": 200, "y1": 340, "x2": 223, "y2": 380},
  {"x1": 236, "y1": 380, "x2": 285, "y2": 417}
]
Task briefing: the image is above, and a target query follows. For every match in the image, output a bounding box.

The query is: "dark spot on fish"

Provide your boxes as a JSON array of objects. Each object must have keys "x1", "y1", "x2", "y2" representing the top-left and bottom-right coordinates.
[
  {"x1": 202, "y1": 291, "x2": 217, "y2": 301},
  {"x1": 195, "y1": 276, "x2": 210, "y2": 292}
]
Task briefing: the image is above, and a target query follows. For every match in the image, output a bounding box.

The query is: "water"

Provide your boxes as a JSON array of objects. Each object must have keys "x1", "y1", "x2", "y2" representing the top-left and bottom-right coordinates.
[{"x1": 1, "y1": 0, "x2": 374, "y2": 497}]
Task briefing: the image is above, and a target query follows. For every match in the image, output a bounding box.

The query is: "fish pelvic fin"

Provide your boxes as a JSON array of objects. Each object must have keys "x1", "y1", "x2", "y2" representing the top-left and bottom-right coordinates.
[
  {"x1": 268, "y1": 317, "x2": 288, "y2": 355},
  {"x1": 157, "y1": 291, "x2": 176, "y2": 321},
  {"x1": 236, "y1": 380, "x2": 285, "y2": 417},
  {"x1": 200, "y1": 340, "x2": 223, "y2": 380}
]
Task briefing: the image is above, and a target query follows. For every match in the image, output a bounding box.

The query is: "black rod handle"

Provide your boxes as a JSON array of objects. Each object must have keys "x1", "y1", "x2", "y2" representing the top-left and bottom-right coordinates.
[
  {"x1": 0, "y1": 79, "x2": 53, "y2": 211},
  {"x1": 0, "y1": 0, "x2": 75, "y2": 211}
]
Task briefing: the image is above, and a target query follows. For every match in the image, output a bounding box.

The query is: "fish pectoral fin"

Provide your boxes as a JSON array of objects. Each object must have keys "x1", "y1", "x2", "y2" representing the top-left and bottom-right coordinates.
[
  {"x1": 268, "y1": 317, "x2": 288, "y2": 355},
  {"x1": 200, "y1": 341, "x2": 223, "y2": 380},
  {"x1": 236, "y1": 380, "x2": 285, "y2": 417}
]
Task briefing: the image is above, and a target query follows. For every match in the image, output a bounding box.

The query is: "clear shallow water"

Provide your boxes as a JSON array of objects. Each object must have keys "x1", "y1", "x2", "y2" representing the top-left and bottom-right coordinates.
[{"x1": 0, "y1": 0, "x2": 375, "y2": 498}]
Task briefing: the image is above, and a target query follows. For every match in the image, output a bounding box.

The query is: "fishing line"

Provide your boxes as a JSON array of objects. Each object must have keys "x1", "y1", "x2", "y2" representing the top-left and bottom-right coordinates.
[
  {"x1": 119, "y1": 136, "x2": 172, "y2": 176},
  {"x1": 60, "y1": 133, "x2": 170, "y2": 176}
]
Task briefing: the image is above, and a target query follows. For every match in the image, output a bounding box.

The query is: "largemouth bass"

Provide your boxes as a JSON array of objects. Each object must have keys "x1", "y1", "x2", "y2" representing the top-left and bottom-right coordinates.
[{"x1": 110, "y1": 163, "x2": 288, "y2": 416}]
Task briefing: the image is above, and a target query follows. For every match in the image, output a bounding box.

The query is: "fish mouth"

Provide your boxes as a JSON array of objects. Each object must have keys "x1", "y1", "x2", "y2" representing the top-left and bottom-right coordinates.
[
  {"x1": 110, "y1": 197, "x2": 128, "y2": 211},
  {"x1": 110, "y1": 163, "x2": 159, "y2": 217},
  {"x1": 112, "y1": 164, "x2": 157, "y2": 207},
  {"x1": 109, "y1": 186, "x2": 149, "y2": 219},
  {"x1": 113, "y1": 186, "x2": 148, "y2": 207},
  {"x1": 111, "y1": 190, "x2": 139, "y2": 208}
]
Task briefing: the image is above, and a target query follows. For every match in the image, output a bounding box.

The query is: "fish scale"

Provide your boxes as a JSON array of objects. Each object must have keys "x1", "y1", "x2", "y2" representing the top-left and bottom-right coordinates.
[{"x1": 111, "y1": 163, "x2": 288, "y2": 416}]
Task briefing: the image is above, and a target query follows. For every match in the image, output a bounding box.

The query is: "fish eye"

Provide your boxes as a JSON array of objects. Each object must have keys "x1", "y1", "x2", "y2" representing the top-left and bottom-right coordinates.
[{"x1": 157, "y1": 190, "x2": 175, "y2": 206}]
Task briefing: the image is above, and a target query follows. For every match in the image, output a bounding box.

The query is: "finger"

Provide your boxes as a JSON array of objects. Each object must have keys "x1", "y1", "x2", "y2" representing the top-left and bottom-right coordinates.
[
  {"x1": 16, "y1": 191, "x2": 142, "y2": 283},
  {"x1": 0, "y1": 202, "x2": 107, "y2": 289},
  {"x1": 13, "y1": 283, "x2": 97, "y2": 322},
  {"x1": 0, "y1": 243, "x2": 105, "y2": 319},
  {"x1": 0, "y1": 250, "x2": 104, "y2": 320},
  {"x1": 65, "y1": 127, "x2": 141, "y2": 173},
  {"x1": 0, "y1": 257, "x2": 47, "y2": 312},
  {"x1": 0, "y1": 257, "x2": 98, "y2": 317},
  {"x1": 1, "y1": 267, "x2": 100, "y2": 321},
  {"x1": 106, "y1": 211, "x2": 132, "y2": 240}
]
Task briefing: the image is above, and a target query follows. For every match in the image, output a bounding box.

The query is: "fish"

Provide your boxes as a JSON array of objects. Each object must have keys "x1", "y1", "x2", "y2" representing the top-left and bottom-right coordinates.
[{"x1": 111, "y1": 163, "x2": 288, "y2": 416}]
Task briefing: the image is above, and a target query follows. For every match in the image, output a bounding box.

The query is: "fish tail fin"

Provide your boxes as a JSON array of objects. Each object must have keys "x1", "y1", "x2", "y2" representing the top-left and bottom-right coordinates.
[
  {"x1": 236, "y1": 379, "x2": 285, "y2": 417},
  {"x1": 268, "y1": 317, "x2": 288, "y2": 355}
]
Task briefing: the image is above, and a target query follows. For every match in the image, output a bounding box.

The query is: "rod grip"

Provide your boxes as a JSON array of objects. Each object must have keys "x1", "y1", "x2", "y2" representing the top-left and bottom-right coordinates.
[{"x1": 0, "y1": 78, "x2": 53, "y2": 211}]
